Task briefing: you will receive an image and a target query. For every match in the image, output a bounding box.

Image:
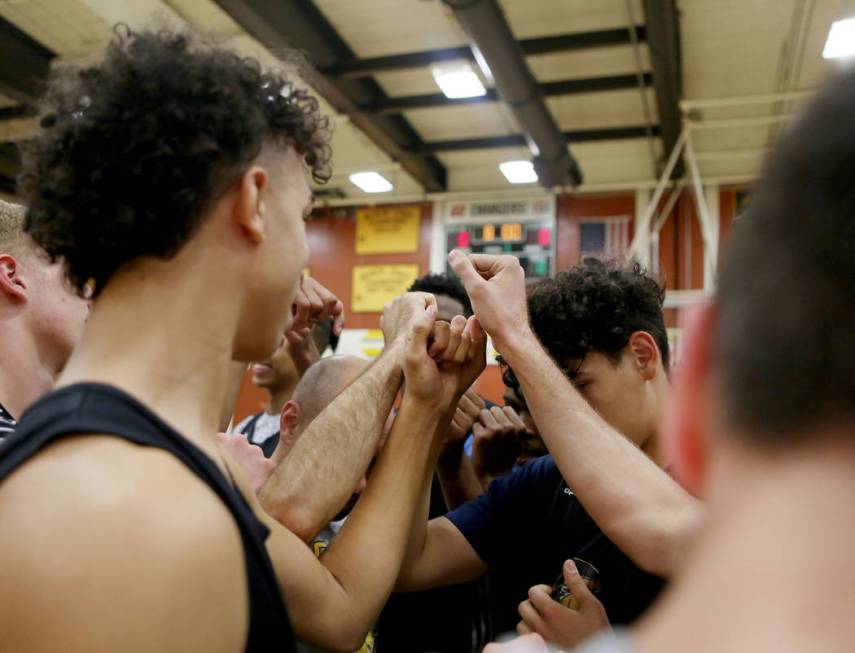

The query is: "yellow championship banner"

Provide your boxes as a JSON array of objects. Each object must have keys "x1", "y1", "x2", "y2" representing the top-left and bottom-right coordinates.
[
  {"x1": 351, "y1": 264, "x2": 420, "y2": 313},
  {"x1": 355, "y1": 206, "x2": 420, "y2": 254}
]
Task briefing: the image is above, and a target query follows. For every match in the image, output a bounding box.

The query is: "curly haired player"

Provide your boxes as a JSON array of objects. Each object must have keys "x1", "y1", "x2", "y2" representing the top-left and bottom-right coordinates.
[{"x1": 0, "y1": 28, "x2": 484, "y2": 653}]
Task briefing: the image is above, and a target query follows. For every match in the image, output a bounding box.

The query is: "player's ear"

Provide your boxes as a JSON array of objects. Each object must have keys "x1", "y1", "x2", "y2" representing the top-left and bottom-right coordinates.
[
  {"x1": 280, "y1": 400, "x2": 302, "y2": 436},
  {"x1": 0, "y1": 255, "x2": 29, "y2": 303},
  {"x1": 628, "y1": 331, "x2": 660, "y2": 381}
]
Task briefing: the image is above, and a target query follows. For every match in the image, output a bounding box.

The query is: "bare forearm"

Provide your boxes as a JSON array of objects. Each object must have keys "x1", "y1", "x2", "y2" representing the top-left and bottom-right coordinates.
[
  {"x1": 259, "y1": 342, "x2": 403, "y2": 539},
  {"x1": 318, "y1": 397, "x2": 441, "y2": 637},
  {"x1": 500, "y1": 331, "x2": 701, "y2": 577},
  {"x1": 436, "y1": 446, "x2": 484, "y2": 509}
]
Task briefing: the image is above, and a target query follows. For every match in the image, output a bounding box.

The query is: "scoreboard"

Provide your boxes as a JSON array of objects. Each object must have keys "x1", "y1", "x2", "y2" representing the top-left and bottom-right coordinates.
[{"x1": 440, "y1": 197, "x2": 556, "y2": 279}]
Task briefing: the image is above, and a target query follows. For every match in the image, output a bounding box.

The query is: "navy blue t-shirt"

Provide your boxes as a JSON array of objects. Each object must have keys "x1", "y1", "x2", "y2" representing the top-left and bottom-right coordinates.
[{"x1": 445, "y1": 455, "x2": 663, "y2": 636}]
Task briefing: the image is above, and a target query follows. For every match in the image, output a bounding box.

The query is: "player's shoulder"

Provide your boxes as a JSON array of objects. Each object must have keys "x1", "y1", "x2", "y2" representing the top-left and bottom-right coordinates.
[
  {"x1": 0, "y1": 435, "x2": 248, "y2": 650},
  {"x1": 0, "y1": 436, "x2": 246, "y2": 582}
]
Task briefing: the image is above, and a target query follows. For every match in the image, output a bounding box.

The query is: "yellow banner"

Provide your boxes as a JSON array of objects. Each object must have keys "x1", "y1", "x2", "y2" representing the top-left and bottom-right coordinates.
[
  {"x1": 355, "y1": 206, "x2": 420, "y2": 254},
  {"x1": 352, "y1": 264, "x2": 420, "y2": 313}
]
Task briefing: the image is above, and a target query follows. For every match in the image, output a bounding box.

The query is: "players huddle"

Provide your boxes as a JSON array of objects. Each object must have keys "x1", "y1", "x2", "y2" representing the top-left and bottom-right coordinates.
[{"x1": 0, "y1": 27, "x2": 853, "y2": 653}]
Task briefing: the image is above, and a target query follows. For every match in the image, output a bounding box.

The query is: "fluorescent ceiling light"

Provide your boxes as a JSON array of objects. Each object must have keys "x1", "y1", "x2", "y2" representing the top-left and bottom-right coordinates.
[
  {"x1": 499, "y1": 160, "x2": 538, "y2": 184},
  {"x1": 349, "y1": 171, "x2": 394, "y2": 193},
  {"x1": 431, "y1": 63, "x2": 487, "y2": 99},
  {"x1": 823, "y1": 17, "x2": 855, "y2": 59}
]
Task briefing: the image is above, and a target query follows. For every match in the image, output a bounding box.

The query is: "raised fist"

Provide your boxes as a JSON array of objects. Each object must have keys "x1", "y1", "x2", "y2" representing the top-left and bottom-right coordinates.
[
  {"x1": 381, "y1": 291, "x2": 437, "y2": 346},
  {"x1": 447, "y1": 251, "x2": 531, "y2": 349}
]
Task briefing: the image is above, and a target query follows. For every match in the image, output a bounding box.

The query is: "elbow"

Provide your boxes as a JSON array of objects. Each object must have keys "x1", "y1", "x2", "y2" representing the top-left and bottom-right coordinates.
[
  {"x1": 307, "y1": 610, "x2": 371, "y2": 653},
  {"x1": 629, "y1": 506, "x2": 702, "y2": 579},
  {"x1": 632, "y1": 540, "x2": 674, "y2": 579},
  {"x1": 257, "y1": 490, "x2": 318, "y2": 542}
]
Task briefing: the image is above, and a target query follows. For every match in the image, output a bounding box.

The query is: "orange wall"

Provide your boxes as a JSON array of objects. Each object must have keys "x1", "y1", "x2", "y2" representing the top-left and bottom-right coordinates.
[
  {"x1": 306, "y1": 203, "x2": 433, "y2": 330},
  {"x1": 555, "y1": 192, "x2": 636, "y2": 270},
  {"x1": 232, "y1": 189, "x2": 744, "y2": 424}
]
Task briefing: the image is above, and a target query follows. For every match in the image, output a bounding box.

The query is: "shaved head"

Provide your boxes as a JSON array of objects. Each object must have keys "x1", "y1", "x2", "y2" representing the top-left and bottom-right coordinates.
[{"x1": 291, "y1": 355, "x2": 369, "y2": 431}]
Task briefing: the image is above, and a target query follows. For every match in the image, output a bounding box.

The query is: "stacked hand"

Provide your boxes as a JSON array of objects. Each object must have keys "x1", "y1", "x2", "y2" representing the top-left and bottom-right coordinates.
[
  {"x1": 472, "y1": 405, "x2": 529, "y2": 484},
  {"x1": 290, "y1": 276, "x2": 345, "y2": 338},
  {"x1": 381, "y1": 291, "x2": 437, "y2": 345},
  {"x1": 217, "y1": 433, "x2": 275, "y2": 494},
  {"x1": 439, "y1": 388, "x2": 485, "y2": 460},
  {"x1": 284, "y1": 326, "x2": 321, "y2": 377},
  {"x1": 447, "y1": 250, "x2": 532, "y2": 350},
  {"x1": 516, "y1": 560, "x2": 611, "y2": 648},
  {"x1": 402, "y1": 308, "x2": 487, "y2": 414}
]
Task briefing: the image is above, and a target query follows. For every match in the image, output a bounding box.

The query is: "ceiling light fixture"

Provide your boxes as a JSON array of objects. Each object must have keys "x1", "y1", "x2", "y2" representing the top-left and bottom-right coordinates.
[
  {"x1": 348, "y1": 171, "x2": 394, "y2": 193},
  {"x1": 823, "y1": 17, "x2": 855, "y2": 59},
  {"x1": 499, "y1": 160, "x2": 538, "y2": 184},
  {"x1": 431, "y1": 63, "x2": 487, "y2": 99}
]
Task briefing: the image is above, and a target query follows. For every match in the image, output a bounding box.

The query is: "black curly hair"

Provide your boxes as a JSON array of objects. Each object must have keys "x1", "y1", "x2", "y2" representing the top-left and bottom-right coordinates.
[
  {"x1": 408, "y1": 272, "x2": 472, "y2": 317},
  {"x1": 20, "y1": 26, "x2": 331, "y2": 297},
  {"x1": 527, "y1": 258, "x2": 669, "y2": 374}
]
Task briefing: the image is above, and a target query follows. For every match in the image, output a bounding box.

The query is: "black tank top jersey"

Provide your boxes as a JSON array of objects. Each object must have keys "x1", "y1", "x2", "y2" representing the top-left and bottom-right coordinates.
[{"x1": 0, "y1": 383, "x2": 295, "y2": 653}]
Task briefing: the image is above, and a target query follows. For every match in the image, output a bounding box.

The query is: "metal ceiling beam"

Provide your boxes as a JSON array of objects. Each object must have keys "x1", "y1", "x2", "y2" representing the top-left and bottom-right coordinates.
[
  {"x1": 363, "y1": 73, "x2": 653, "y2": 115},
  {"x1": 322, "y1": 26, "x2": 646, "y2": 78},
  {"x1": 211, "y1": 0, "x2": 447, "y2": 192},
  {"x1": 641, "y1": 0, "x2": 684, "y2": 177},
  {"x1": 443, "y1": 0, "x2": 582, "y2": 187},
  {"x1": 0, "y1": 17, "x2": 55, "y2": 104},
  {"x1": 422, "y1": 125, "x2": 660, "y2": 152}
]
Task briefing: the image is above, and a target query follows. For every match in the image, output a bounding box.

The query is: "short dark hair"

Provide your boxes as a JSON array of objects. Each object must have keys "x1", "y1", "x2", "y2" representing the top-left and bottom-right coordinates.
[
  {"x1": 21, "y1": 27, "x2": 331, "y2": 297},
  {"x1": 408, "y1": 272, "x2": 472, "y2": 317},
  {"x1": 311, "y1": 318, "x2": 339, "y2": 354},
  {"x1": 716, "y1": 68, "x2": 855, "y2": 441},
  {"x1": 528, "y1": 258, "x2": 669, "y2": 373}
]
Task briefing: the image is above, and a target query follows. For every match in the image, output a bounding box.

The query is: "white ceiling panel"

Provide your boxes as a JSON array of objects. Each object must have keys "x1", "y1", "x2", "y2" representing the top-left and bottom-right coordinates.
[
  {"x1": 404, "y1": 103, "x2": 517, "y2": 141},
  {"x1": 448, "y1": 161, "x2": 532, "y2": 192},
  {"x1": 313, "y1": 0, "x2": 465, "y2": 57},
  {"x1": 697, "y1": 155, "x2": 763, "y2": 180},
  {"x1": 163, "y1": 0, "x2": 245, "y2": 39},
  {"x1": 373, "y1": 64, "x2": 467, "y2": 98},
  {"x1": 548, "y1": 87, "x2": 657, "y2": 130},
  {"x1": 690, "y1": 123, "x2": 780, "y2": 152},
  {"x1": 795, "y1": 1, "x2": 854, "y2": 89},
  {"x1": 0, "y1": 0, "x2": 112, "y2": 58},
  {"x1": 501, "y1": 0, "x2": 644, "y2": 38},
  {"x1": 571, "y1": 138, "x2": 657, "y2": 184},
  {"x1": 436, "y1": 146, "x2": 531, "y2": 169},
  {"x1": 527, "y1": 45, "x2": 650, "y2": 82},
  {"x1": 681, "y1": 0, "x2": 808, "y2": 100}
]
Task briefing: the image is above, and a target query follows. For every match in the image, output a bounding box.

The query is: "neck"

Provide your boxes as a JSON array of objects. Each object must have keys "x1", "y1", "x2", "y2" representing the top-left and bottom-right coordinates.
[
  {"x1": 59, "y1": 263, "x2": 241, "y2": 463},
  {"x1": 640, "y1": 375, "x2": 670, "y2": 467},
  {"x1": 266, "y1": 382, "x2": 296, "y2": 416},
  {"x1": 636, "y1": 436, "x2": 855, "y2": 653},
  {"x1": 0, "y1": 318, "x2": 56, "y2": 418}
]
